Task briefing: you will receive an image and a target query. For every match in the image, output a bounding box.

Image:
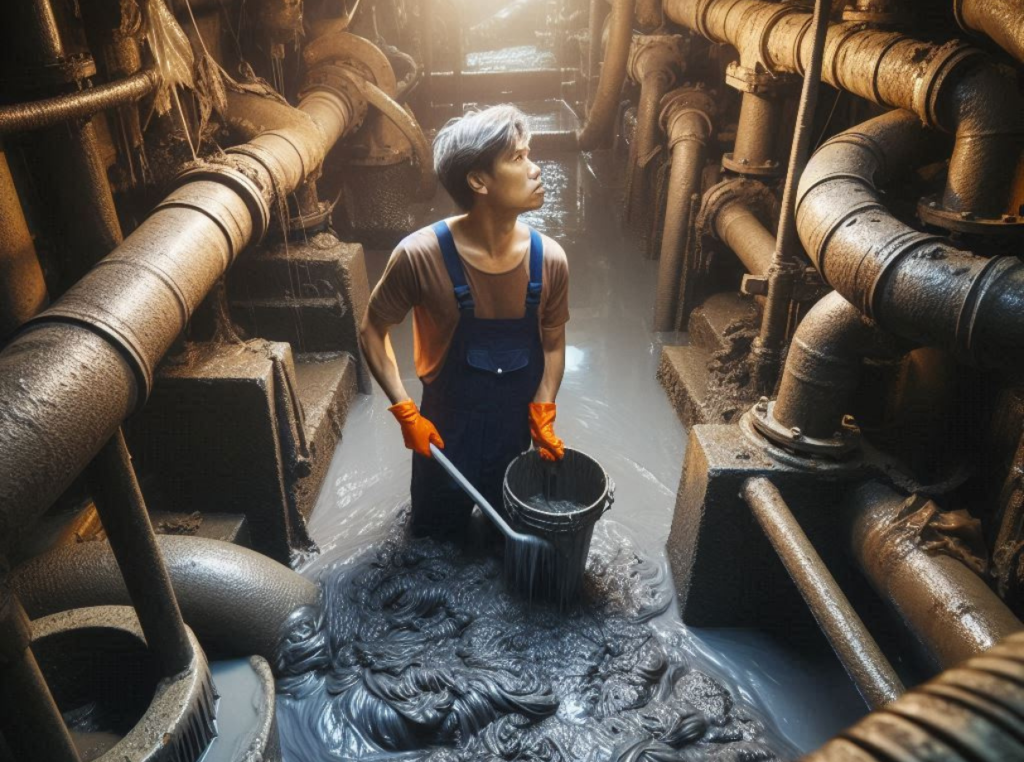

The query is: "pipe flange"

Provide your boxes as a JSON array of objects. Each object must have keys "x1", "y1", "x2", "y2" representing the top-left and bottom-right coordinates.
[
  {"x1": 757, "y1": 3, "x2": 806, "y2": 74},
  {"x1": 302, "y1": 31, "x2": 397, "y2": 97},
  {"x1": 659, "y1": 86, "x2": 716, "y2": 147},
  {"x1": 724, "y1": 61, "x2": 798, "y2": 95},
  {"x1": 700, "y1": 177, "x2": 778, "y2": 236},
  {"x1": 955, "y1": 255, "x2": 1021, "y2": 363},
  {"x1": 721, "y1": 152, "x2": 783, "y2": 176},
  {"x1": 749, "y1": 399, "x2": 861, "y2": 459},
  {"x1": 842, "y1": 1, "x2": 910, "y2": 26},
  {"x1": 823, "y1": 22, "x2": 872, "y2": 88},
  {"x1": 627, "y1": 34, "x2": 687, "y2": 85},
  {"x1": 288, "y1": 200, "x2": 332, "y2": 236},
  {"x1": 918, "y1": 196, "x2": 1024, "y2": 236},
  {"x1": 911, "y1": 41, "x2": 986, "y2": 131},
  {"x1": 171, "y1": 162, "x2": 272, "y2": 245},
  {"x1": 300, "y1": 64, "x2": 369, "y2": 134},
  {"x1": 861, "y1": 228, "x2": 946, "y2": 319}
]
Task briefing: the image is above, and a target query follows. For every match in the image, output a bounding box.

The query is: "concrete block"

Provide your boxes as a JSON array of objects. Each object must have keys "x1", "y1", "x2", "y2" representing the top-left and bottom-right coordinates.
[
  {"x1": 229, "y1": 233, "x2": 371, "y2": 391},
  {"x1": 667, "y1": 421, "x2": 878, "y2": 629},
  {"x1": 127, "y1": 342, "x2": 357, "y2": 564},
  {"x1": 687, "y1": 292, "x2": 759, "y2": 354}
]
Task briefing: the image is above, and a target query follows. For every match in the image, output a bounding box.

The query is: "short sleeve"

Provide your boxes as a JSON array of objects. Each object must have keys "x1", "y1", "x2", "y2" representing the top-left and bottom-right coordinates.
[
  {"x1": 541, "y1": 236, "x2": 569, "y2": 329},
  {"x1": 367, "y1": 245, "x2": 419, "y2": 326}
]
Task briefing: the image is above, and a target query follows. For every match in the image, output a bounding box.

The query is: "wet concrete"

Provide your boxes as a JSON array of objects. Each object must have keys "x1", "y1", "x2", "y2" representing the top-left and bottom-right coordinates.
[{"x1": 290, "y1": 139, "x2": 868, "y2": 757}]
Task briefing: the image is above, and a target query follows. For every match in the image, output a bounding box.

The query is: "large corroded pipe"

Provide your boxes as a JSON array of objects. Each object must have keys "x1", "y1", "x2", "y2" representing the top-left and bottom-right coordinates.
[
  {"x1": 653, "y1": 88, "x2": 714, "y2": 331},
  {"x1": 578, "y1": 0, "x2": 634, "y2": 150},
  {"x1": 9, "y1": 536, "x2": 319, "y2": 666},
  {"x1": 773, "y1": 291, "x2": 908, "y2": 440},
  {"x1": 800, "y1": 631, "x2": 1024, "y2": 762},
  {"x1": 663, "y1": 0, "x2": 1024, "y2": 218},
  {"x1": 956, "y1": 0, "x2": 1024, "y2": 64},
  {"x1": 848, "y1": 482, "x2": 1023, "y2": 670},
  {"x1": 0, "y1": 76, "x2": 358, "y2": 554},
  {"x1": 795, "y1": 109, "x2": 1024, "y2": 368},
  {"x1": 0, "y1": 146, "x2": 47, "y2": 338}
]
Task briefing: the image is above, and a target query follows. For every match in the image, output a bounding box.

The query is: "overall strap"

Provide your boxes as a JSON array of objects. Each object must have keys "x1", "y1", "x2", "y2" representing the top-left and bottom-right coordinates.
[
  {"x1": 432, "y1": 220, "x2": 475, "y2": 311},
  {"x1": 526, "y1": 228, "x2": 543, "y2": 308}
]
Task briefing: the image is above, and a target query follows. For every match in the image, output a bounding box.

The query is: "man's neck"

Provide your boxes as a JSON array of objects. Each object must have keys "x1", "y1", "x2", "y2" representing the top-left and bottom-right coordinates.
[{"x1": 457, "y1": 206, "x2": 521, "y2": 261}]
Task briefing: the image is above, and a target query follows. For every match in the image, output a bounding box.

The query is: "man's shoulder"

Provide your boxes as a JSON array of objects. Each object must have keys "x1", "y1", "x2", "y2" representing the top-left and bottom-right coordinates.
[
  {"x1": 395, "y1": 225, "x2": 441, "y2": 257},
  {"x1": 536, "y1": 232, "x2": 568, "y2": 267}
]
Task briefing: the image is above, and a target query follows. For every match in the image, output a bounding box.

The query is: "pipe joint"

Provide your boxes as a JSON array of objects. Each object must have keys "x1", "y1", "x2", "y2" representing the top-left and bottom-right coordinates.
[
  {"x1": 659, "y1": 86, "x2": 716, "y2": 147},
  {"x1": 628, "y1": 34, "x2": 687, "y2": 85},
  {"x1": 912, "y1": 41, "x2": 986, "y2": 132},
  {"x1": 169, "y1": 161, "x2": 271, "y2": 247},
  {"x1": 724, "y1": 60, "x2": 799, "y2": 95}
]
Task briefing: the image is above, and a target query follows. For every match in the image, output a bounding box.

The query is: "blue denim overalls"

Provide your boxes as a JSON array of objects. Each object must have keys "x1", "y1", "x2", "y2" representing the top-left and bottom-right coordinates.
[{"x1": 410, "y1": 220, "x2": 545, "y2": 536}]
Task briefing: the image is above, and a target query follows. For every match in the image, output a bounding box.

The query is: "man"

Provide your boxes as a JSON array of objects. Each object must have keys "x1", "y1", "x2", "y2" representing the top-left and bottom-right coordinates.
[{"x1": 359, "y1": 104, "x2": 569, "y2": 538}]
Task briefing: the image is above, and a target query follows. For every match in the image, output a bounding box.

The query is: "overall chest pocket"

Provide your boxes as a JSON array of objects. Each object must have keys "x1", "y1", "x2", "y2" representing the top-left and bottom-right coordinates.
[{"x1": 466, "y1": 347, "x2": 530, "y2": 376}]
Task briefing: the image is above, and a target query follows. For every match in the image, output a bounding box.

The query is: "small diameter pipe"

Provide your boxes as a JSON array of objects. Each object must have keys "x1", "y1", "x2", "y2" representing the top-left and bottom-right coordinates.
[
  {"x1": 750, "y1": 0, "x2": 830, "y2": 393},
  {"x1": 743, "y1": 477, "x2": 904, "y2": 709},
  {"x1": 653, "y1": 89, "x2": 714, "y2": 331},
  {"x1": 0, "y1": 145, "x2": 48, "y2": 337},
  {"x1": 849, "y1": 482, "x2": 1024, "y2": 669},
  {"x1": 578, "y1": 0, "x2": 634, "y2": 150},
  {"x1": 0, "y1": 588, "x2": 81, "y2": 762},
  {"x1": 0, "y1": 68, "x2": 160, "y2": 134},
  {"x1": 87, "y1": 429, "x2": 194, "y2": 677},
  {"x1": 586, "y1": 0, "x2": 609, "y2": 106}
]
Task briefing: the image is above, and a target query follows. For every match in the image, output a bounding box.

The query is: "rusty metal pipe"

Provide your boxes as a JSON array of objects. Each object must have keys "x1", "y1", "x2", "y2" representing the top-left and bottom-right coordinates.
[
  {"x1": 625, "y1": 68, "x2": 674, "y2": 223},
  {"x1": 0, "y1": 67, "x2": 159, "y2": 134},
  {"x1": 743, "y1": 477, "x2": 904, "y2": 709},
  {"x1": 796, "y1": 109, "x2": 1024, "y2": 368},
  {"x1": 578, "y1": 0, "x2": 634, "y2": 150},
  {"x1": 587, "y1": 0, "x2": 609, "y2": 105},
  {"x1": 0, "y1": 145, "x2": 47, "y2": 338},
  {"x1": 0, "y1": 82, "x2": 357, "y2": 553},
  {"x1": 87, "y1": 429, "x2": 194, "y2": 678},
  {"x1": 712, "y1": 197, "x2": 775, "y2": 277},
  {"x1": 663, "y1": 0, "x2": 1024, "y2": 218},
  {"x1": 731, "y1": 92, "x2": 782, "y2": 172},
  {"x1": 0, "y1": 586, "x2": 80, "y2": 762},
  {"x1": 848, "y1": 482, "x2": 1023, "y2": 669},
  {"x1": 750, "y1": 0, "x2": 830, "y2": 394},
  {"x1": 653, "y1": 88, "x2": 714, "y2": 331},
  {"x1": 800, "y1": 631, "x2": 1024, "y2": 762},
  {"x1": 956, "y1": 0, "x2": 1024, "y2": 64},
  {"x1": 773, "y1": 291, "x2": 909, "y2": 439}
]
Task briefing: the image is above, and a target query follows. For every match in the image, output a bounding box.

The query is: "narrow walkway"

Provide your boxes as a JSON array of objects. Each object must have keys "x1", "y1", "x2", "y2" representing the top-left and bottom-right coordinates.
[{"x1": 300, "y1": 142, "x2": 865, "y2": 754}]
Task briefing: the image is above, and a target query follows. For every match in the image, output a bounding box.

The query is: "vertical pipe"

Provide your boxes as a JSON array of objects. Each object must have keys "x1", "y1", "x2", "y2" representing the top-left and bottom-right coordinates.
[
  {"x1": 742, "y1": 477, "x2": 905, "y2": 709},
  {"x1": 86, "y1": 429, "x2": 194, "y2": 677},
  {"x1": 625, "y1": 69, "x2": 673, "y2": 223},
  {"x1": 751, "y1": 0, "x2": 830, "y2": 393},
  {"x1": 578, "y1": 0, "x2": 634, "y2": 150},
  {"x1": 731, "y1": 92, "x2": 781, "y2": 170},
  {"x1": 653, "y1": 89, "x2": 714, "y2": 331},
  {"x1": 586, "y1": 0, "x2": 609, "y2": 107},
  {"x1": 0, "y1": 587, "x2": 81, "y2": 762},
  {"x1": 0, "y1": 145, "x2": 48, "y2": 338}
]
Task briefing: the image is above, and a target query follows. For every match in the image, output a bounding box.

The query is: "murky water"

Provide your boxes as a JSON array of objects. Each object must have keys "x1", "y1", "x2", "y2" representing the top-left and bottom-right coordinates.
[{"x1": 290, "y1": 142, "x2": 867, "y2": 758}]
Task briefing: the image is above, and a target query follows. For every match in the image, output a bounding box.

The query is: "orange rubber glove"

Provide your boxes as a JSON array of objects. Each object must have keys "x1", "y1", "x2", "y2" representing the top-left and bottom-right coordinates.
[
  {"x1": 529, "y1": 402, "x2": 565, "y2": 461},
  {"x1": 389, "y1": 399, "x2": 444, "y2": 457}
]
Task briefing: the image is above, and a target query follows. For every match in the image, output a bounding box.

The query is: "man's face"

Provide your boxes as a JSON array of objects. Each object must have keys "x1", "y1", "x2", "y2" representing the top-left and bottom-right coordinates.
[{"x1": 476, "y1": 138, "x2": 544, "y2": 213}]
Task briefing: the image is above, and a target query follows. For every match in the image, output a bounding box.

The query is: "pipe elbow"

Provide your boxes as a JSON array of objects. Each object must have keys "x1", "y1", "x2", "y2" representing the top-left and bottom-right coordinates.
[{"x1": 9, "y1": 536, "x2": 320, "y2": 670}]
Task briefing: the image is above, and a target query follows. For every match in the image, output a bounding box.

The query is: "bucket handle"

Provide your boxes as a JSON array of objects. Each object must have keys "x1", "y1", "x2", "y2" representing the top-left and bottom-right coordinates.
[{"x1": 603, "y1": 476, "x2": 616, "y2": 514}]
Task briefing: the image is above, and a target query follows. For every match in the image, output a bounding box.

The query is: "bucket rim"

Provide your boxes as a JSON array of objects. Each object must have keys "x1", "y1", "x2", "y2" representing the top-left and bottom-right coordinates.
[{"x1": 503, "y1": 446, "x2": 611, "y2": 520}]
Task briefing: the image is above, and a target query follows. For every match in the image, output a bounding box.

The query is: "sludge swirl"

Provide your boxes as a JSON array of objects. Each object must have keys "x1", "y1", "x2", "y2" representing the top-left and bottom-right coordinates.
[{"x1": 275, "y1": 516, "x2": 788, "y2": 761}]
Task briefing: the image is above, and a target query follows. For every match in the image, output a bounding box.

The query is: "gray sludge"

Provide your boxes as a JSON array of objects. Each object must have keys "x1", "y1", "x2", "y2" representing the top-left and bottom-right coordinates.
[{"x1": 274, "y1": 514, "x2": 791, "y2": 761}]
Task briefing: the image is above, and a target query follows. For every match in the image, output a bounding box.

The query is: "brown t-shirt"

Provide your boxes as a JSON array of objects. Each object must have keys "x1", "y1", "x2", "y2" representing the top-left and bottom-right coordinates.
[{"x1": 368, "y1": 221, "x2": 570, "y2": 382}]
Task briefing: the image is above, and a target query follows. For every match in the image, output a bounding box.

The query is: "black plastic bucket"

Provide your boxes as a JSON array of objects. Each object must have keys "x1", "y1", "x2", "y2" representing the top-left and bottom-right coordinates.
[{"x1": 503, "y1": 448, "x2": 614, "y2": 604}]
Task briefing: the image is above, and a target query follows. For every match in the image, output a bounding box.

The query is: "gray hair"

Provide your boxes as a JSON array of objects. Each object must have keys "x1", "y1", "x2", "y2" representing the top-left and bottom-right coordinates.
[{"x1": 432, "y1": 104, "x2": 531, "y2": 210}]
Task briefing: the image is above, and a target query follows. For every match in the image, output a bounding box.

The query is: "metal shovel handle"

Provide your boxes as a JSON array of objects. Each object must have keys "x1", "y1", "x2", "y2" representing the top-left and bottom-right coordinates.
[{"x1": 429, "y1": 444, "x2": 547, "y2": 547}]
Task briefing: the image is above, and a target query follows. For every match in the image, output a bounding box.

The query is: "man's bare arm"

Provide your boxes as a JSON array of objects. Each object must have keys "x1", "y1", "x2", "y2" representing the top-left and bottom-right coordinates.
[
  {"x1": 533, "y1": 324, "x2": 566, "y2": 403},
  {"x1": 359, "y1": 311, "x2": 412, "y2": 404}
]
